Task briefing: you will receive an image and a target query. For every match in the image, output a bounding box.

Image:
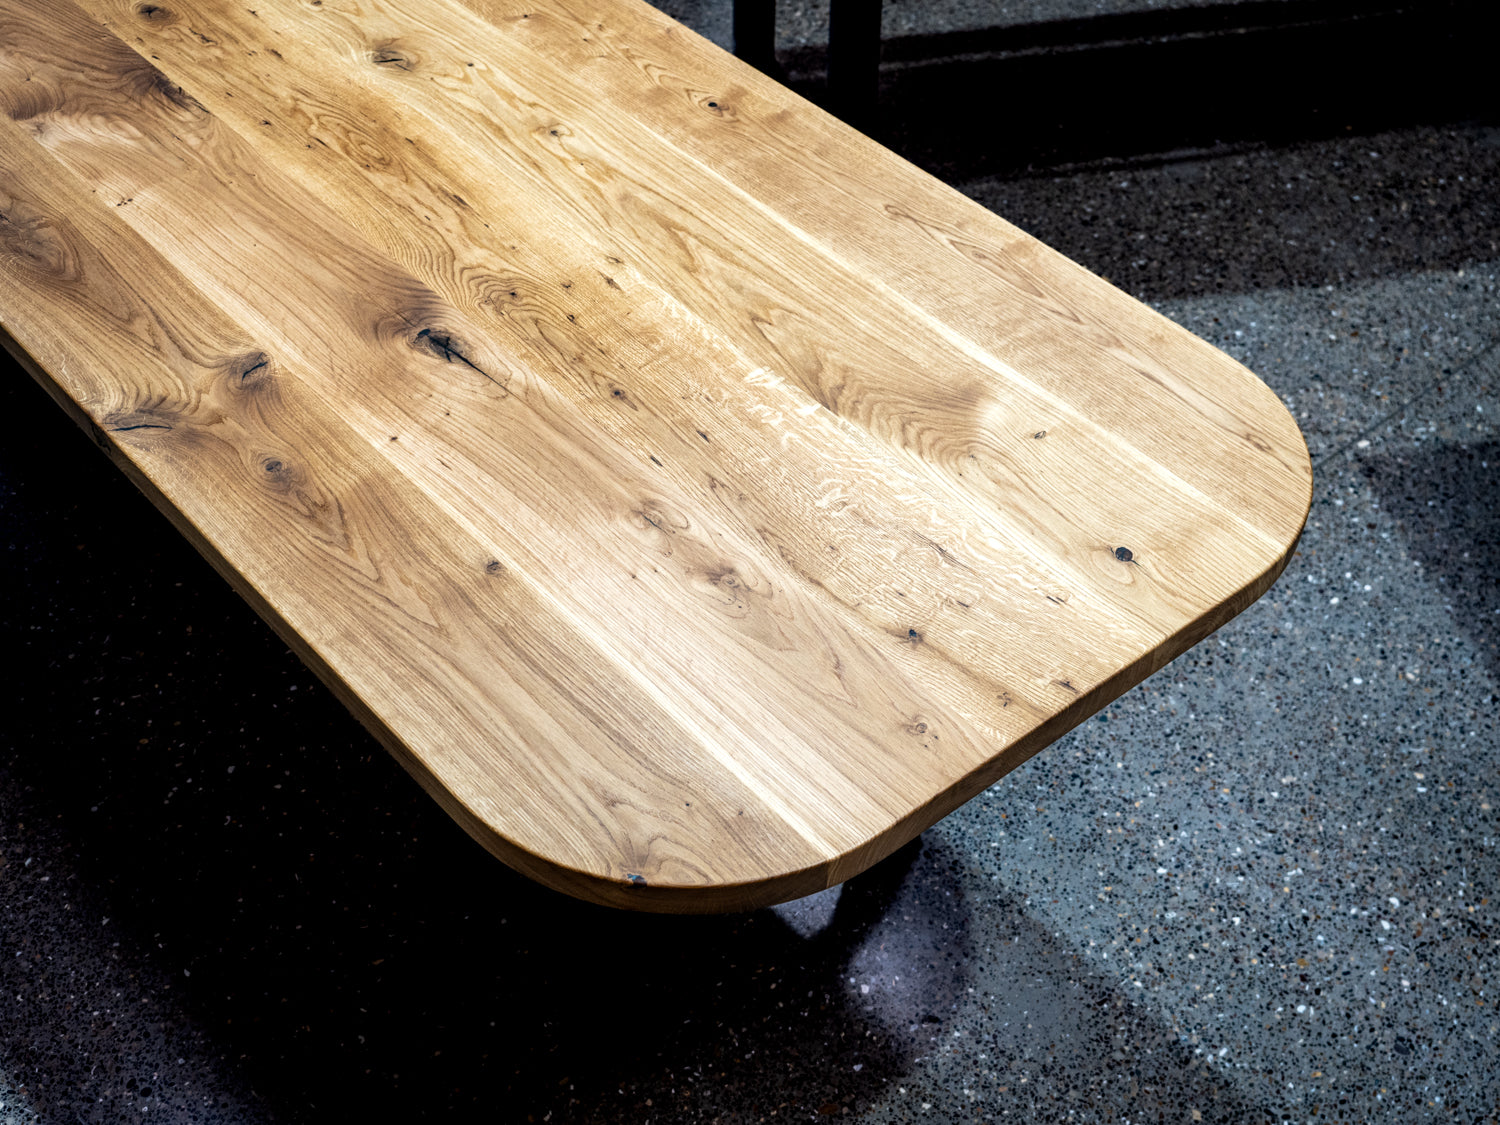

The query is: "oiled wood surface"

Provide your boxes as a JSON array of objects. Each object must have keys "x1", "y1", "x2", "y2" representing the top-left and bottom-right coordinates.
[{"x1": 0, "y1": 0, "x2": 1310, "y2": 910}]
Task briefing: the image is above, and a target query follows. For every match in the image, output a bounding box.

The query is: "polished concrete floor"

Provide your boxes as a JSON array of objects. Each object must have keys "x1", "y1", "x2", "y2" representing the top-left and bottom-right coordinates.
[{"x1": 2, "y1": 3, "x2": 1496, "y2": 1123}]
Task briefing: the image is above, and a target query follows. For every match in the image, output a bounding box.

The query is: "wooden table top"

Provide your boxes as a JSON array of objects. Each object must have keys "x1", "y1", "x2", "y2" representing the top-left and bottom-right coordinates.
[{"x1": 0, "y1": 0, "x2": 1310, "y2": 911}]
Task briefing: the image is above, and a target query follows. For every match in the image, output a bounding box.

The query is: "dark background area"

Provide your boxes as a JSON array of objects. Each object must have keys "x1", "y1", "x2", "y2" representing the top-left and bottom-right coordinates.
[{"x1": 784, "y1": 0, "x2": 1494, "y2": 179}]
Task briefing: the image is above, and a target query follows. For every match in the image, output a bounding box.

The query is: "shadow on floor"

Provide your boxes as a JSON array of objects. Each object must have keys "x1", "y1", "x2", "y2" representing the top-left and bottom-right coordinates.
[
  {"x1": 1361, "y1": 437, "x2": 1500, "y2": 678},
  {"x1": 959, "y1": 125, "x2": 1500, "y2": 310},
  {"x1": 0, "y1": 362, "x2": 1279, "y2": 1122}
]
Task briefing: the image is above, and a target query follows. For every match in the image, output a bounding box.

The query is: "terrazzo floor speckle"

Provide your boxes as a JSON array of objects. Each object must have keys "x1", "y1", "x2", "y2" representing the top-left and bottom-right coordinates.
[{"x1": 3, "y1": 8, "x2": 1496, "y2": 1125}]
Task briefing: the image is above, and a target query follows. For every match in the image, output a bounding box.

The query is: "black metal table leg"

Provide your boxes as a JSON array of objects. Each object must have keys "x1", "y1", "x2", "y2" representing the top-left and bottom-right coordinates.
[
  {"x1": 733, "y1": 0, "x2": 778, "y2": 75},
  {"x1": 829, "y1": 0, "x2": 882, "y2": 124}
]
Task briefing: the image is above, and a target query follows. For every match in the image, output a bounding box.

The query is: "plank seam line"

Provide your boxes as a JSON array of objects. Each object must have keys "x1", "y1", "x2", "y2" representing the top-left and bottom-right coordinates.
[
  {"x1": 380, "y1": 472, "x2": 842, "y2": 862},
  {"x1": 0, "y1": 55, "x2": 839, "y2": 868},
  {"x1": 564, "y1": 63, "x2": 1293, "y2": 554}
]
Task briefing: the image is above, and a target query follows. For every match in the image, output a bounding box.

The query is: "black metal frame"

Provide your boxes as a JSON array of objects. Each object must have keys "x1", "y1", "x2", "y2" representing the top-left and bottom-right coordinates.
[{"x1": 733, "y1": 0, "x2": 883, "y2": 120}]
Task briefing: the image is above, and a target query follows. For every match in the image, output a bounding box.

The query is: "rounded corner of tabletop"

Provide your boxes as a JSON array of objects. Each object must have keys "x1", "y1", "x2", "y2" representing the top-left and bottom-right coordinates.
[{"x1": 0, "y1": 0, "x2": 1313, "y2": 914}]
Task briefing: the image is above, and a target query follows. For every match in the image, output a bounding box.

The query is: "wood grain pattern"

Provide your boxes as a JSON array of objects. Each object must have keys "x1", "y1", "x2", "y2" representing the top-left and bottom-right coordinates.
[{"x1": 0, "y1": 0, "x2": 1310, "y2": 910}]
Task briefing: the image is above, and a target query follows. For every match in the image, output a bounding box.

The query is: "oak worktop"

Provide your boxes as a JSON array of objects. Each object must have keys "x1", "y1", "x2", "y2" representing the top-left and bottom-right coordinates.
[{"x1": 0, "y1": 0, "x2": 1310, "y2": 910}]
